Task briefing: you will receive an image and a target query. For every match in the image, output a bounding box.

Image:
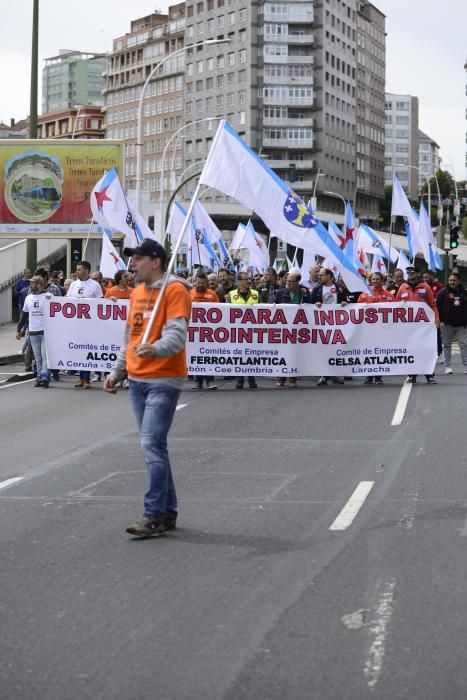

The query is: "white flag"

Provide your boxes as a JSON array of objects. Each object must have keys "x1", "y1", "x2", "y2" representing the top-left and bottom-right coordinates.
[
  {"x1": 99, "y1": 233, "x2": 127, "y2": 280},
  {"x1": 242, "y1": 221, "x2": 269, "y2": 271},
  {"x1": 199, "y1": 121, "x2": 369, "y2": 292},
  {"x1": 192, "y1": 201, "x2": 222, "y2": 243},
  {"x1": 371, "y1": 254, "x2": 387, "y2": 275},
  {"x1": 229, "y1": 223, "x2": 247, "y2": 252},
  {"x1": 396, "y1": 249, "x2": 411, "y2": 277},
  {"x1": 91, "y1": 168, "x2": 157, "y2": 247}
]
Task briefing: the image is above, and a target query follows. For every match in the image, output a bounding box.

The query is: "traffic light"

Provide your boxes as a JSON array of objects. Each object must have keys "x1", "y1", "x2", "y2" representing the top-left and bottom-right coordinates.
[{"x1": 450, "y1": 225, "x2": 460, "y2": 249}]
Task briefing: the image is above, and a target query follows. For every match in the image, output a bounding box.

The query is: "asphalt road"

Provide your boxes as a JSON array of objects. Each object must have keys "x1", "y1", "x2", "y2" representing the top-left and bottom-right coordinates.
[{"x1": 1, "y1": 359, "x2": 467, "y2": 700}]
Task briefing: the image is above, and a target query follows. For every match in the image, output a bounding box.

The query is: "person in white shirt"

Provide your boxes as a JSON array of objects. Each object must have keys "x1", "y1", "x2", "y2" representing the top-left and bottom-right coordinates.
[
  {"x1": 66, "y1": 260, "x2": 103, "y2": 388},
  {"x1": 16, "y1": 276, "x2": 50, "y2": 388}
]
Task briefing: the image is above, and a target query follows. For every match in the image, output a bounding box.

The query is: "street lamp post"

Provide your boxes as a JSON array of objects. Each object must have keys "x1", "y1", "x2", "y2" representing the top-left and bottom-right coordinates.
[
  {"x1": 310, "y1": 169, "x2": 325, "y2": 210},
  {"x1": 135, "y1": 39, "x2": 229, "y2": 216},
  {"x1": 72, "y1": 104, "x2": 83, "y2": 139},
  {"x1": 323, "y1": 190, "x2": 347, "y2": 217},
  {"x1": 175, "y1": 160, "x2": 205, "y2": 189},
  {"x1": 159, "y1": 117, "x2": 221, "y2": 239}
]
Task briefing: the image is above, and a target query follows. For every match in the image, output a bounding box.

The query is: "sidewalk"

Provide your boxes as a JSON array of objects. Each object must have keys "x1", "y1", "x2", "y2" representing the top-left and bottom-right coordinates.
[{"x1": 0, "y1": 323, "x2": 23, "y2": 365}]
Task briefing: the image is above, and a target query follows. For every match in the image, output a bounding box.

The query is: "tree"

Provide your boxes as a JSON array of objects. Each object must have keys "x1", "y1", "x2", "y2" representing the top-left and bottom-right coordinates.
[{"x1": 421, "y1": 169, "x2": 455, "y2": 200}]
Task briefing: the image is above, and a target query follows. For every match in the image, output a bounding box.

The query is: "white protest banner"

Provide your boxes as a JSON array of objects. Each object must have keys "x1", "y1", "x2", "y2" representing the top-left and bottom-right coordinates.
[
  {"x1": 187, "y1": 303, "x2": 437, "y2": 378},
  {"x1": 42, "y1": 299, "x2": 437, "y2": 378},
  {"x1": 43, "y1": 298, "x2": 129, "y2": 372}
]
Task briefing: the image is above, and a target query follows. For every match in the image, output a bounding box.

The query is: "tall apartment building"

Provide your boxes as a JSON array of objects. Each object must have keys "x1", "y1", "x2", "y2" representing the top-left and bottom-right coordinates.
[
  {"x1": 418, "y1": 130, "x2": 441, "y2": 189},
  {"x1": 355, "y1": 0, "x2": 385, "y2": 219},
  {"x1": 384, "y1": 93, "x2": 419, "y2": 200},
  {"x1": 103, "y1": 4, "x2": 186, "y2": 220},
  {"x1": 184, "y1": 0, "x2": 385, "y2": 226},
  {"x1": 42, "y1": 50, "x2": 106, "y2": 114}
]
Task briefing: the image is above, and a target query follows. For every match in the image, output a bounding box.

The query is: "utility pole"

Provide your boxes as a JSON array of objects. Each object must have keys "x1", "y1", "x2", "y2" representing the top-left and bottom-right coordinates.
[{"x1": 27, "y1": 0, "x2": 39, "y2": 271}]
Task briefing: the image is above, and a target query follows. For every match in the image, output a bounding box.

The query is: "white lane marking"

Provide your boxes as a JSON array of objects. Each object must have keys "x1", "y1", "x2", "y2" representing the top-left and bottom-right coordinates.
[
  {"x1": 329, "y1": 480, "x2": 374, "y2": 531},
  {"x1": 0, "y1": 477, "x2": 24, "y2": 491},
  {"x1": 176, "y1": 403, "x2": 187, "y2": 411},
  {"x1": 0, "y1": 378, "x2": 36, "y2": 390},
  {"x1": 364, "y1": 579, "x2": 396, "y2": 689},
  {"x1": 390, "y1": 382, "x2": 412, "y2": 426}
]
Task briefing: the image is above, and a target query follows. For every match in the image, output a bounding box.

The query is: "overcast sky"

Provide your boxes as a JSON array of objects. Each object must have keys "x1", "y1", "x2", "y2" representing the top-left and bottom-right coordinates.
[{"x1": 1, "y1": 0, "x2": 465, "y2": 178}]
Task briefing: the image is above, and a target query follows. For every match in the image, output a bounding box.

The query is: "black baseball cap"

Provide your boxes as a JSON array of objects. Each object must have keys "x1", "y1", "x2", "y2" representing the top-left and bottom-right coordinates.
[
  {"x1": 124, "y1": 238, "x2": 167, "y2": 264},
  {"x1": 405, "y1": 265, "x2": 419, "y2": 273}
]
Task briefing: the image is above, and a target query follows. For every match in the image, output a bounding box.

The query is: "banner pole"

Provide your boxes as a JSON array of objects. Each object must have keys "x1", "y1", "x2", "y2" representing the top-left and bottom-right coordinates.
[{"x1": 142, "y1": 181, "x2": 202, "y2": 344}]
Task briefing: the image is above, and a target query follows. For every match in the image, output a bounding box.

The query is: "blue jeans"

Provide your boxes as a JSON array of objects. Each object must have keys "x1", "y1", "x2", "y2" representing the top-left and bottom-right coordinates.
[
  {"x1": 29, "y1": 334, "x2": 48, "y2": 381},
  {"x1": 129, "y1": 381, "x2": 180, "y2": 519},
  {"x1": 80, "y1": 371, "x2": 91, "y2": 380}
]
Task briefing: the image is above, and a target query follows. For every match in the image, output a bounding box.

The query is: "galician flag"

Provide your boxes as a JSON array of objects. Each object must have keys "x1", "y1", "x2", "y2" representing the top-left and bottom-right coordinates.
[
  {"x1": 99, "y1": 233, "x2": 127, "y2": 280},
  {"x1": 192, "y1": 201, "x2": 222, "y2": 243},
  {"x1": 371, "y1": 254, "x2": 387, "y2": 275},
  {"x1": 229, "y1": 223, "x2": 247, "y2": 252},
  {"x1": 396, "y1": 248, "x2": 411, "y2": 277},
  {"x1": 199, "y1": 121, "x2": 368, "y2": 292},
  {"x1": 357, "y1": 224, "x2": 399, "y2": 263},
  {"x1": 91, "y1": 168, "x2": 156, "y2": 247},
  {"x1": 217, "y1": 236, "x2": 235, "y2": 269},
  {"x1": 391, "y1": 172, "x2": 422, "y2": 259},
  {"x1": 418, "y1": 201, "x2": 443, "y2": 270},
  {"x1": 242, "y1": 220, "x2": 269, "y2": 271}
]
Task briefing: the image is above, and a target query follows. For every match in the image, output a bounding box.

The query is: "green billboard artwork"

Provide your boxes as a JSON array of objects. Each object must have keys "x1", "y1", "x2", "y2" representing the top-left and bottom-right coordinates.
[{"x1": 4, "y1": 150, "x2": 64, "y2": 223}]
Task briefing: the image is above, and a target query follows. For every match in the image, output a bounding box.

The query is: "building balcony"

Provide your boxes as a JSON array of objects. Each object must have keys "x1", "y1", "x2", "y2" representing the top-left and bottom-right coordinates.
[
  {"x1": 263, "y1": 137, "x2": 314, "y2": 148},
  {"x1": 287, "y1": 34, "x2": 314, "y2": 44},
  {"x1": 263, "y1": 75, "x2": 313, "y2": 85},
  {"x1": 263, "y1": 117, "x2": 314, "y2": 127},
  {"x1": 267, "y1": 159, "x2": 314, "y2": 170},
  {"x1": 263, "y1": 95, "x2": 314, "y2": 106},
  {"x1": 287, "y1": 54, "x2": 313, "y2": 63},
  {"x1": 264, "y1": 10, "x2": 314, "y2": 23}
]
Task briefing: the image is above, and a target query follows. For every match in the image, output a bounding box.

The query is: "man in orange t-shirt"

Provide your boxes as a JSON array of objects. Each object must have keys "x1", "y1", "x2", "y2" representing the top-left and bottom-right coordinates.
[
  {"x1": 190, "y1": 272, "x2": 219, "y2": 390},
  {"x1": 358, "y1": 271, "x2": 394, "y2": 385},
  {"x1": 396, "y1": 266, "x2": 439, "y2": 384},
  {"x1": 104, "y1": 270, "x2": 134, "y2": 300},
  {"x1": 103, "y1": 239, "x2": 192, "y2": 538}
]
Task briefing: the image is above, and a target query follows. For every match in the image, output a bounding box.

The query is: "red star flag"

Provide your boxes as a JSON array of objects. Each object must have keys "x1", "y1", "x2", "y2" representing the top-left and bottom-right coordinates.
[{"x1": 99, "y1": 232, "x2": 127, "y2": 280}]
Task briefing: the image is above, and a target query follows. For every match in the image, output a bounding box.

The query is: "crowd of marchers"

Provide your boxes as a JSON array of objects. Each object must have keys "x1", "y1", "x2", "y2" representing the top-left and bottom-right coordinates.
[
  {"x1": 12, "y1": 259, "x2": 467, "y2": 391},
  {"x1": 187, "y1": 264, "x2": 467, "y2": 389}
]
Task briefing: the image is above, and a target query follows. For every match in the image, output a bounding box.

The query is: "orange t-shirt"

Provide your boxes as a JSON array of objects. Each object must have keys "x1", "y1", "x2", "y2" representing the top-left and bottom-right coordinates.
[
  {"x1": 190, "y1": 288, "x2": 219, "y2": 303},
  {"x1": 396, "y1": 282, "x2": 439, "y2": 323},
  {"x1": 126, "y1": 282, "x2": 192, "y2": 380},
  {"x1": 357, "y1": 287, "x2": 394, "y2": 303},
  {"x1": 105, "y1": 285, "x2": 133, "y2": 299}
]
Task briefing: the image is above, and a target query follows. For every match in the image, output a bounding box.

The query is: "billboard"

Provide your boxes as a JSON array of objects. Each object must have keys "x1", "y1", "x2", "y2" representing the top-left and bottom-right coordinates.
[{"x1": 0, "y1": 140, "x2": 124, "y2": 238}]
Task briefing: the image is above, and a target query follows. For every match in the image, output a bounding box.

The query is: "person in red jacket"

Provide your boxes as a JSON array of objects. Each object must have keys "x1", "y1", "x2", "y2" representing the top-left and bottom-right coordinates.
[
  {"x1": 396, "y1": 266, "x2": 439, "y2": 384},
  {"x1": 358, "y1": 272, "x2": 394, "y2": 385},
  {"x1": 423, "y1": 270, "x2": 444, "y2": 299}
]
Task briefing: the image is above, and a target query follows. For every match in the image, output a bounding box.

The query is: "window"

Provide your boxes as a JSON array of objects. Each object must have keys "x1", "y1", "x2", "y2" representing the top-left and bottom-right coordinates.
[{"x1": 239, "y1": 49, "x2": 247, "y2": 63}]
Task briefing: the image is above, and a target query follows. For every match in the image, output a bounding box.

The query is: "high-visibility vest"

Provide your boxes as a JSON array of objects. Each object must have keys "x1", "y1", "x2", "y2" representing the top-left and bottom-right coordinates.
[{"x1": 226, "y1": 289, "x2": 259, "y2": 304}]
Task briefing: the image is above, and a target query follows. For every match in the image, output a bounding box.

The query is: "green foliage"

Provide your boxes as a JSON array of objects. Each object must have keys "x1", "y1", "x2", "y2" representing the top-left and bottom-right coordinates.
[{"x1": 462, "y1": 216, "x2": 467, "y2": 238}]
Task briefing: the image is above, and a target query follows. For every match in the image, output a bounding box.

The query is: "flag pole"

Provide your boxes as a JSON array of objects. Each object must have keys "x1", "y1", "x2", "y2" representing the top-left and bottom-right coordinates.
[
  {"x1": 388, "y1": 216, "x2": 395, "y2": 279},
  {"x1": 142, "y1": 181, "x2": 202, "y2": 344},
  {"x1": 117, "y1": 177, "x2": 141, "y2": 245},
  {"x1": 82, "y1": 219, "x2": 95, "y2": 258}
]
